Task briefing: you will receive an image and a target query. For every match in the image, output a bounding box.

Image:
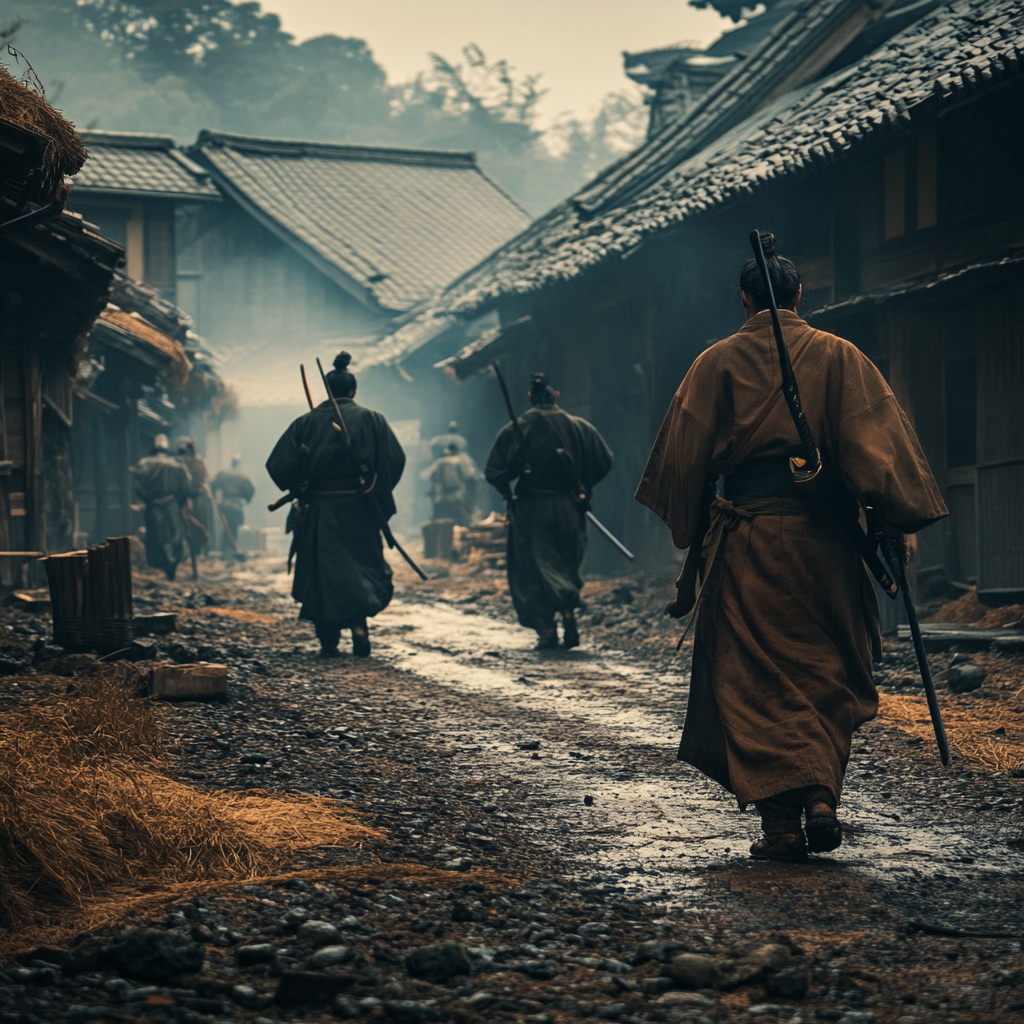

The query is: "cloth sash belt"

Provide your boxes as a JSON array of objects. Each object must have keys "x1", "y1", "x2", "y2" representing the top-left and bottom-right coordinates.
[
  {"x1": 153, "y1": 494, "x2": 177, "y2": 506},
  {"x1": 675, "y1": 456, "x2": 838, "y2": 647},
  {"x1": 309, "y1": 474, "x2": 375, "y2": 498},
  {"x1": 723, "y1": 455, "x2": 805, "y2": 504}
]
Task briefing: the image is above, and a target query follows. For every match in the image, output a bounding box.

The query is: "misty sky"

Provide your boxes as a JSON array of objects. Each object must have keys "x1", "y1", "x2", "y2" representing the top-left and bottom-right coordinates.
[{"x1": 266, "y1": 1, "x2": 733, "y2": 126}]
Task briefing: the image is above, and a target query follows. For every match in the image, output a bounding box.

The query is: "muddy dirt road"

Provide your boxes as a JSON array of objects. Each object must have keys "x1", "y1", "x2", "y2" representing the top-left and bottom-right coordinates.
[{"x1": 2, "y1": 551, "x2": 1023, "y2": 1023}]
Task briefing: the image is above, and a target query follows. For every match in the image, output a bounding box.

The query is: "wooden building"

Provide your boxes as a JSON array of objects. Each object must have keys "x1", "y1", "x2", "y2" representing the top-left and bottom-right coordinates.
[
  {"x1": 69, "y1": 130, "x2": 220, "y2": 305},
  {"x1": 170, "y1": 132, "x2": 532, "y2": 529},
  {"x1": 71, "y1": 273, "x2": 229, "y2": 547},
  {"x1": 377, "y1": 0, "x2": 1024, "y2": 600},
  {"x1": 0, "y1": 69, "x2": 121, "y2": 582}
]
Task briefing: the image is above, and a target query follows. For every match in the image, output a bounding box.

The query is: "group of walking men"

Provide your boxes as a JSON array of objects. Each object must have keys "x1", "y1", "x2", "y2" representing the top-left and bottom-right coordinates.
[
  {"x1": 132, "y1": 436, "x2": 254, "y2": 580},
  {"x1": 268, "y1": 234, "x2": 946, "y2": 861}
]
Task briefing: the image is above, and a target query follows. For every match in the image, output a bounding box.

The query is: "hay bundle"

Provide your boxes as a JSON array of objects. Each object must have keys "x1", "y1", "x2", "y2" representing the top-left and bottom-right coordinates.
[
  {"x1": 926, "y1": 587, "x2": 1024, "y2": 628},
  {"x1": 0, "y1": 668, "x2": 380, "y2": 934},
  {"x1": 879, "y1": 692, "x2": 1024, "y2": 771},
  {"x1": 0, "y1": 64, "x2": 87, "y2": 199}
]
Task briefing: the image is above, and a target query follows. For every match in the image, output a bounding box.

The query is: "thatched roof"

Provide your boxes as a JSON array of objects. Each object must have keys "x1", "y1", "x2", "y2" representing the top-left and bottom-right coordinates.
[
  {"x1": 0, "y1": 64, "x2": 87, "y2": 200},
  {"x1": 98, "y1": 308, "x2": 192, "y2": 391}
]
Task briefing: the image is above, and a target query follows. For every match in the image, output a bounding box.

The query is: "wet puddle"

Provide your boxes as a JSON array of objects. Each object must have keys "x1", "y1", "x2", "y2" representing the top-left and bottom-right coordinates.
[{"x1": 262, "y1": 568, "x2": 1018, "y2": 904}]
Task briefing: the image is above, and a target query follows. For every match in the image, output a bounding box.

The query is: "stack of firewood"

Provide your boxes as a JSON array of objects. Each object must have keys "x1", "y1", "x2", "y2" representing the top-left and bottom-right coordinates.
[{"x1": 457, "y1": 511, "x2": 508, "y2": 569}]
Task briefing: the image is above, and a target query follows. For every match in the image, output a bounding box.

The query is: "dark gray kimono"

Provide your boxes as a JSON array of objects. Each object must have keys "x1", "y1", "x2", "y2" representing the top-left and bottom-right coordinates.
[
  {"x1": 267, "y1": 399, "x2": 405, "y2": 628},
  {"x1": 131, "y1": 453, "x2": 191, "y2": 576},
  {"x1": 485, "y1": 403, "x2": 613, "y2": 630}
]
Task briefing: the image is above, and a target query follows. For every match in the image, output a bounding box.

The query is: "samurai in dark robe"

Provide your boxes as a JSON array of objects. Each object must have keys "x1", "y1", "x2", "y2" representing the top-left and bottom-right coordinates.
[
  {"x1": 485, "y1": 372, "x2": 613, "y2": 650},
  {"x1": 636, "y1": 233, "x2": 947, "y2": 860},
  {"x1": 266, "y1": 351, "x2": 405, "y2": 658},
  {"x1": 131, "y1": 433, "x2": 192, "y2": 580}
]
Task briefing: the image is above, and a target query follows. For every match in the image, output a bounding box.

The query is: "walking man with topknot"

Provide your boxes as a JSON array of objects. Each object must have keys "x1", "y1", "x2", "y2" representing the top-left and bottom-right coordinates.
[
  {"x1": 267, "y1": 352, "x2": 405, "y2": 658},
  {"x1": 486, "y1": 372, "x2": 612, "y2": 650},
  {"x1": 636, "y1": 232, "x2": 946, "y2": 860}
]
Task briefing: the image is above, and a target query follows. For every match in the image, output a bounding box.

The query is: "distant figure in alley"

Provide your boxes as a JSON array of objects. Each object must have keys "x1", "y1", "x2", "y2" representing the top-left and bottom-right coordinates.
[
  {"x1": 212, "y1": 455, "x2": 255, "y2": 553},
  {"x1": 131, "y1": 433, "x2": 192, "y2": 580},
  {"x1": 486, "y1": 372, "x2": 612, "y2": 650},
  {"x1": 267, "y1": 351, "x2": 405, "y2": 658},
  {"x1": 428, "y1": 420, "x2": 467, "y2": 459},
  {"x1": 426, "y1": 442, "x2": 483, "y2": 526},
  {"x1": 176, "y1": 437, "x2": 213, "y2": 558},
  {"x1": 636, "y1": 232, "x2": 947, "y2": 860}
]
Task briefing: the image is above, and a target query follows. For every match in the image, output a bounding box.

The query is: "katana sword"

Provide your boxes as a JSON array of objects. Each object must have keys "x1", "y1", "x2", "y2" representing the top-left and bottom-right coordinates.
[
  {"x1": 876, "y1": 523, "x2": 951, "y2": 766},
  {"x1": 491, "y1": 360, "x2": 633, "y2": 560},
  {"x1": 586, "y1": 511, "x2": 635, "y2": 560},
  {"x1": 491, "y1": 361, "x2": 530, "y2": 479},
  {"x1": 748, "y1": 229, "x2": 949, "y2": 765},
  {"x1": 300, "y1": 364, "x2": 315, "y2": 411},
  {"x1": 267, "y1": 368, "x2": 316, "y2": 510}
]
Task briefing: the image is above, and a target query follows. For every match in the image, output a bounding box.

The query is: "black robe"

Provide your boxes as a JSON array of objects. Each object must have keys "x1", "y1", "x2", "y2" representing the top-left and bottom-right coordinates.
[
  {"x1": 485, "y1": 403, "x2": 613, "y2": 629},
  {"x1": 267, "y1": 399, "x2": 405, "y2": 627}
]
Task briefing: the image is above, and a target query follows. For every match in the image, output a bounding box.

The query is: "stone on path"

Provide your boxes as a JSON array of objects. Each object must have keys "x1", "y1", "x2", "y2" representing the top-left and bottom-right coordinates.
[
  {"x1": 149, "y1": 662, "x2": 228, "y2": 701},
  {"x1": 662, "y1": 952, "x2": 719, "y2": 989},
  {"x1": 404, "y1": 942, "x2": 473, "y2": 983},
  {"x1": 295, "y1": 919, "x2": 340, "y2": 948},
  {"x1": 109, "y1": 929, "x2": 204, "y2": 984}
]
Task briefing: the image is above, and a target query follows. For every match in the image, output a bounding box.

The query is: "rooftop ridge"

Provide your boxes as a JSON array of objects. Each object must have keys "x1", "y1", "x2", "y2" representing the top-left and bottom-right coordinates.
[
  {"x1": 372, "y1": 0, "x2": 1024, "y2": 341},
  {"x1": 79, "y1": 130, "x2": 178, "y2": 150},
  {"x1": 195, "y1": 130, "x2": 478, "y2": 168},
  {"x1": 575, "y1": 0, "x2": 884, "y2": 216}
]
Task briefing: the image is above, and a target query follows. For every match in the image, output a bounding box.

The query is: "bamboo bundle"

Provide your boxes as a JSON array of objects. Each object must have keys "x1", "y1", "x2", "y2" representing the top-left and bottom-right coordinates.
[{"x1": 42, "y1": 537, "x2": 133, "y2": 652}]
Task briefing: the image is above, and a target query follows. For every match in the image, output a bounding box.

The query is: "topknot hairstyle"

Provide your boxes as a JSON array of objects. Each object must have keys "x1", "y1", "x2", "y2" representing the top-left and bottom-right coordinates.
[
  {"x1": 327, "y1": 350, "x2": 357, "y2": 398},
  {"x1": 528, "y1": 371, "x2": 556, "y2": 405},
  {"x1": 739, "y1": 231, "x2": 801, "y2": 311}
]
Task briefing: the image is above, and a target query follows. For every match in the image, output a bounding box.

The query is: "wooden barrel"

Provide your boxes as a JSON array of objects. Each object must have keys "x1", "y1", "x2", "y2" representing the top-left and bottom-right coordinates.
[{"x1": 41, "y1": 536, "x2": 133, "y2": 653}]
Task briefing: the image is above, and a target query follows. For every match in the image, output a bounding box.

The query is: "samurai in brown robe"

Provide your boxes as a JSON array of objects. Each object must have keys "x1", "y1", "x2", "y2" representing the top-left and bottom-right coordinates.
[{"x1": 636, "y1": 233, "x2": 947, "y2": 860}]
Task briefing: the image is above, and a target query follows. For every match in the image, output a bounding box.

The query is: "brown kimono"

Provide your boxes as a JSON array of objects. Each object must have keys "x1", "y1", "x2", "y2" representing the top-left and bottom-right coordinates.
[{"x1": 636, "y1": 310, "x2": 947, "y2": 808}]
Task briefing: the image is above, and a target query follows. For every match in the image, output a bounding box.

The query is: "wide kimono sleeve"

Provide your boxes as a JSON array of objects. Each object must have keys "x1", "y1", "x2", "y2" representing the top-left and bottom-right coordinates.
[
  {"x1": 130, "y1": 460, "x2": 150, "y2": 501},
  {"x1": 174, "y1": 462, "x2": 193, "y2": 502},
  {"x1": 580, "y1": 419, "x2": 614, "y2": 490},
  {"x1": 484, "y1": 423, "x2": 521, "y2": 499},
  {"x1": 266, "y1": 416, "x2": 308, "y2": 494},
  {"x1": 827, "y1": 343, "x2": 948, "y2": 533},
  {"x1": 635, "y1": 352, "x2": 722, "y2": 549},
  {"x1": 374, "y1": 415, "x2": 407, "y2": 519}
]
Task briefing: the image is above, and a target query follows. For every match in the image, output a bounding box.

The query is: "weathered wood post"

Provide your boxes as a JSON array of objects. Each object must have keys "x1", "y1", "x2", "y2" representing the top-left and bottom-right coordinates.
[{"x1": 41, "y1": 536, "x2": 133, "y2": 653}]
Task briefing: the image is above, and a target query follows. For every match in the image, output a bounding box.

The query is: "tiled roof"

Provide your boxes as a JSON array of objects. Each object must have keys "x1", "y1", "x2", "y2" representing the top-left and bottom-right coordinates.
[
  {"x1": 192, "y1": 132, "x2": 533, "y2": 313},
  {"x1": 397, "y1": 0, "x2": 1024, "y2": 335},
  {"x1": 577, "y1": 0, "x2": 880, "y2": 216},
  {"x1": 74, "y1": 131, "x2": 220, "y2": 199}
]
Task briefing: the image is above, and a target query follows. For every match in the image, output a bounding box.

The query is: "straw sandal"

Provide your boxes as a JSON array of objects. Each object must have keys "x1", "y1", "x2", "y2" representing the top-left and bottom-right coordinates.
[
  {"x1": 805, "y1": 804, "x2": 843, "y2": 853},
  {"x1": 562, "y1": 615, "x2": 580, "y2": 649},
  {"x1": 749, "y1": 831, "x2": 808, "y2": 861}
]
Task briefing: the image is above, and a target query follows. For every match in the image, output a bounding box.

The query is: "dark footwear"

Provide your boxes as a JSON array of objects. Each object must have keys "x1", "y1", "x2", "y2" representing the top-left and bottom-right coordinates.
[
  {"x1": 749, "y1": 832, "x2": 808, "y2": 860},
  {"x1": 317, "y1": 647, "x2": 341, "y2": 659},
  {"x1": 535, "y1": 629, "x2": 559, "y2": 650},
  {"x1": 352, "y1": 631, "x2": 371, "y2": 658},
  {"x1": 562, "y1": 616, "x2": 580, "y2": 649},
  {"x1": 805, "y1": 808, "x2": 843, "y2": 853}
]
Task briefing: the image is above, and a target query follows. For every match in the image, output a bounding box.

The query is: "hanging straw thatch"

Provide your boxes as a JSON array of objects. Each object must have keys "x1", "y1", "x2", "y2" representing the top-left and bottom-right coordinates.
[
  {"x1": 0, "y1": 667, "x2": 381, "y2": 941},
  {"x1": 0, "y1": 63, "x2": 87, "y2": 200}
]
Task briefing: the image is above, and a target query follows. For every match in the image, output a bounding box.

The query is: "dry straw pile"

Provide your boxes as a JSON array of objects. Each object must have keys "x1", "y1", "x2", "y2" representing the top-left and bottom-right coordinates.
[
  {"x1": 0, "y1": 667, "x2": 380, "y2": 947},
  {"x1": 879, "y1": 691, "x2": 1024, "y2": 771}
]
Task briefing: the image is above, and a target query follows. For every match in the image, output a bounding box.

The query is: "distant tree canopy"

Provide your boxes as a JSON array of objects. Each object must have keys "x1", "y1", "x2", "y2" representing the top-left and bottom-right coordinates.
[{"x1": 1, "y1": 0, "x2": 648, "y2": 213}]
